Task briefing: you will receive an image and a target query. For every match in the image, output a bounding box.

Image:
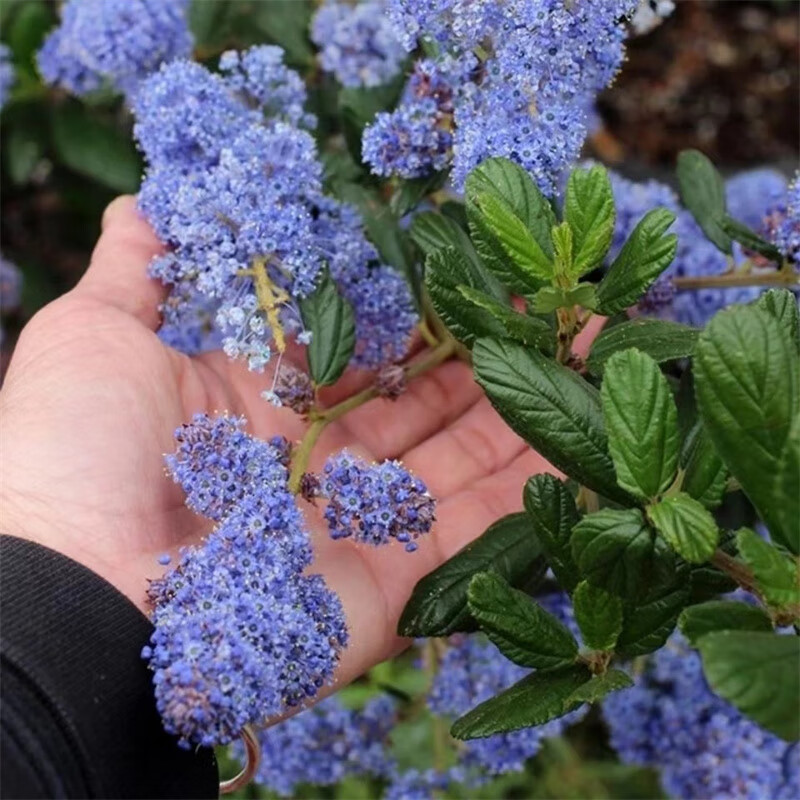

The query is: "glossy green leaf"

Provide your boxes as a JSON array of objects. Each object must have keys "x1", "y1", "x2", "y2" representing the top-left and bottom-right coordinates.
[
  {"x1": 551, "y1": 221, "x2": 574, "y2": 276},
  {"x1": 473, "y1": 338, "x2": 631, "y2": 503},
  {"x1": 697, "y1": 631, "x2": 800, "y2": 741},
  {"x1": 573, "y1": 581, "x2": 623, "y2": 651},
  {"x1": 451, "y1": 664, "x2": 591, "y2": 740},
  {"x1": 681, "y1": 422, "x2": 728, "y2": 509},
  {"x1": 601, "y1": 348, "x2": 680, "y2": 500},
  {"x1": 255, "y1": 0, "x2": 314, "y2": 67},
  {"x1": 588, "y1": 318, "x2": 699, "y2": 373},
  {"x1": 565, "y1": 670, "x2": 633, "y2": 705},
  {"x1": 299, "y1": 271, "x2": 356, "y2": 386},
  {"x1": 756, "y1": 288, "x2": 800, "y2": 349},
  {"x1": 677, "y1": 149, "x2": 732, "y2": 254},
  {"x1": 648, "y1": 492, "x2": 719, "y2": 563},
  {"x1": 595, "y1": 209, "x2": 678, "y2": 315},
  {"x1": 523, "y1": 474, "x2": 581, "y2": 592},
  {"x1": 468, "y1": 572, "x2": 579, "y2": 669},
  {"x1": 694, "y1": 306, "x2": 800, "y2": 553},
  {"x1": 571, "y1": 508, "x2": 670, "y2": 598},
  {"x1": 722, "y1": 215, "x2": 783, "y2": 262},
  {"x1": 679, "y1": 600, "x2": 772, "y2": 646},
  {"x1": 564, "y1": 165, "x2": 616, "y2": 275},
  {"x1": 737, "y1": 528, "x2": 800, "y2": 608},
  {"x1": 397, "y1": 513, "x2": 546, "y2": 637}
]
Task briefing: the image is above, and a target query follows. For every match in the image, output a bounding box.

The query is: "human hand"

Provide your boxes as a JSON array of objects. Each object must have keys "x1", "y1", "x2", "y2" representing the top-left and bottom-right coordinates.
[{"x1": 0, "y1": 196, "x2": 600, "y2": 690}]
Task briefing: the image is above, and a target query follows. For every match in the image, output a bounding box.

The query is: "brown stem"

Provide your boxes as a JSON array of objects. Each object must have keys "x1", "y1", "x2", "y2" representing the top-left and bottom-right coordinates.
[
  {"x1": 674, "y1": 270, "x2": 799, "y2": 291},
  {"x1": 710, "y1": 548, "x2": 757, "y2": 594}
]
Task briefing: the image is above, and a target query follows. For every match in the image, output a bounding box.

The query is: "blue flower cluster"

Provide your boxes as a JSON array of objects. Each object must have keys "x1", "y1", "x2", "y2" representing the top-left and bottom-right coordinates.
[
  {"x1": 428, "y1": 595, "x2": 586, "y2": 779},
  {"x1": 311, "y1": 0, "x2": 406, "y2": 88},
  {"x1": 602, "y1": 635, "x2": 798, "y2": 800},
  {"x1": 134, "y1": 50, "x2": 416, "y2": 375},
  {"x1": 0, "y1": 44, "x2": 13, "y2": 109},
  {"x1": 365, "y1": 0, "x2": 637, "y2": 193},
  {"x1": 144, "y1": 414, "x2": 348, "y2": 748},
  {"x1": 630, "y1": 0, "x2": 675, "y2": 35},
  {"x1": 236, "y1": 695, "x2": 397, "y2": 796},
  {"x1": 37, "y1": 0, "x2": 193, "y2": 99},
  {"x1": 321, "y1": 451, "x2": 436, "y2": 551},
  {"x1": 766, "y1": 174, "x2": 800, "y2": 271},
  {"x1": 608, "y1": 168, "x2": 789, "y2": 324},
  {"x1": 384, "y1": 767, "x2": 461, "y2": 800}
]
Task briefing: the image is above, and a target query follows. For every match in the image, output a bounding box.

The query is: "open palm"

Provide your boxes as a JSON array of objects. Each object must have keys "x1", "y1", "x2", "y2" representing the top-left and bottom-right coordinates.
[{"x1": 0, "y1": 197, "x2": 591, "y2": 694}]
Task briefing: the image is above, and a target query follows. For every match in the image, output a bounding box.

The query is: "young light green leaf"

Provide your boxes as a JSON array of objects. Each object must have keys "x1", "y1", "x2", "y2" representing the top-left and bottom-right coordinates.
[
  {"x1": 680, "y1": 422, "x2": 728, "y2": 509},
  {"x1": 565, "y1": 670, "x2": 633, "y2": 705},
  {"x1": 566, "y1": 283, "x2": 597, "y2": 310},
  {"x1": 523, "y1": 474, "x2": 581, "y2": 591},
  {"x1": 397, "y1": 512, "x2": 546, "y2": 637},
  {"x1": 736, "y1": 528, "x2": 800, "y2": 608},
  {"x1": 425, "y1": 247, "x2": 507, "y2": 345},
  {"x1": 721, "y1": 215, "x2": 783, "y2": 262},
  {"x1": 450, "y1": 664, "x2": 591, "y2": 740},
  {"x1": 551, "y1": 221, "x2": 574, "y2": 276},
  {"x1": 474, "y1": 191, "x2": 554, "y2": 285},
  {"x1": 571, "y1": 508, "x2": 672, "y2": 598},
  {"x1": 473, "y1": 338, "x2": 632, "y2": 503},
  {"x1": 756, "y1": 288, "x2": 800, "y2": 349},
  {"x1": 531, "y1": 286, "x2": 569, "y2": 314},
  {"x1": 587, "y1": 318, "x2": 699, "y2": 373},
  {"x1": 564, "y1": 165, "x2": 616, "y2": 275},
  {"x1": 677, "y1": 149, "x2": 732, "y2": 254},
  {"x1": 679, "y1": 600, "x2": 772, "y2": 646},
  {"x1": 696, "y1": 631, "x2": 800, "y2": 741},
  {"x1": 595, "y1": 209, "x2": 678, "y2": 315},
  {"x1": 467, "y1": 572, "x2": 579, "y2": 669},
  {"x1": 572, "y1": 581, "x2": 623, "y2": 651},
  {"x1": 601, "y1": 348, "x2": 680, "y2": 500},
  {"x1": 694, "y1": 306, "x2": 800, "y2": 554},
  {"x1": 457, "y1": 286, "x2": 553, "y2": 350},
  {"x1": 299, "y1": 271, "x2": 356, "y2": 386},
  {"x1": 648, "y1": 492, "x2": 719, "y2": 563},
  {"x1": 616, "y1": 564, "x2": 691, "y2": 657}
]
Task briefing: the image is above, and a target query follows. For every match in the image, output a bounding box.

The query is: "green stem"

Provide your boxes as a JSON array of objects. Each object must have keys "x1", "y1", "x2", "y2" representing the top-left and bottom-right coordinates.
[
  {"x1": 555, "y1": 305, "x2": 579, "y2": 363},
  {"x1": 287, "y1": 339, "x2": 457, "y2": 492},
  {"x1": 673, "y1": 268, "x2": 799, "y2": 291}
]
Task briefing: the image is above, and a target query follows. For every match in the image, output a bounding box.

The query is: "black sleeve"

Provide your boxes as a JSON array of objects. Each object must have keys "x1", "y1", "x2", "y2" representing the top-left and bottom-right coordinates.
[{"x1": 0, "y1": 535, "x2": 218, "y2": 799}]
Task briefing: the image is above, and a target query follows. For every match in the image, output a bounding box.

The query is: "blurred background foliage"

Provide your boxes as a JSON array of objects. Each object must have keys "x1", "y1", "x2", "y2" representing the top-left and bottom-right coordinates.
[{"x1": 0, "y1": 2, "x2": 797, "y2": 797}]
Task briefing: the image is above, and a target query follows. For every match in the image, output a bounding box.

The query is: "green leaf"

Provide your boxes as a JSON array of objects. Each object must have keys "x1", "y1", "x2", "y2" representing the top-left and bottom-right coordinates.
[
  {"x1": 457, "y1": 286, "x2": 553, "y2": 350},
  {"x1": 587, "y1": 318, "x2": 699, "y2": 373},
  {"x1": 679, "y1": 600, "x2": 772, "y2": 646},
  {"x1": 473, "y1": 337, "x2": 631, "y2": 503},
  {"x1": 721, "y1": 215, "x2": 783, "y2": 262},
  {"x1": 426, "y1": 249, "x2": 507, "y2": 345},
  {"x1": 339, "y1": 76, "x2": 405, "y2": 161},
  {"x1": 694, "y1": 306, "x2": 800, "y2": 553},
  {"x1": 565, "y1": 670, "x2": 633, "y2": 705},
  {"x1": 299, "y1": 271, "x2": 356, "y2": 386},
  {"x1": 756, "y1": 289, "x2": 800, "y2": 349},
  {"x1": 601, "y1": 348, "x2": 680, "y2": 500},
  {"x1": 468, "y1": 572, "x2": 579, "y2": 668},
  {"x1": 51, "y1": 106, "x2": 141, "y2": 194},
  {"x1": 409, "y1": 211, "x2": 476, "y2": 262},
  {"x1": 3, "y1": 115, "x2": 45, "y2": 185},
  {"x1": 551, "y1": 221, "x2": 574, "y2": 276},
  {"x1": 254, "y1": 0, "x2": 314, "y2": 67},
  {"x1": 565, "y1": 283, "x2": 597, "y2": 310},
  {"x1": 572, "y1": 581, "x2": 623, "y2": 651},
  {"x1": 7, "y1": 0, "x2": 50, "y2": 64},
  {"x1": 696, "y1": 631, "x2": 800, "y2": 741},
  {"x1": 397, "y1": 513, "x2": 546, "y2": 637},
  {"x1": 523, "y1": 474, "x2": 581, "y2": 592},
  {"x1": 465, "y1": 157, "x2": 556, "y2": 295},
  {"x1": 188, "y1": 0, "x2": 228, "y2": 45},
  {"x1": 681, "y1": 422, "x2": 728, "y2": 509},
  {"x1": 616, "y1": 565, "x2": 691, "y2": 657},
  {"x1": 474, "y1": 191, "x2": 554, "y2": 285},
  {"x1": 595, "y1": 209, "x2": 678, "y2": 315},
  {"x1": 390, "y1": 172, "x2": 447, "y2": 217},
  {"x1": 677, "y1": 149, "x2": 732, "y2": 254},
  {"x1": 450, "y1": 664, "x2": 591, "y2": 740},
  {"x1": 689, "y1": 529, "x2": 738, "y2": 604},
  {"x1": 647, "y1": 492, "x2": 719, "y2": 563},
  {"x1": 737, "y1": 528, "x2": 800, "y2": 608},
  {"x1": 564, "y1": 165, "x2": 616, "y2": 275},
  {"x1": 571, "y1": 508, "x2": 672, "y2": 598}
]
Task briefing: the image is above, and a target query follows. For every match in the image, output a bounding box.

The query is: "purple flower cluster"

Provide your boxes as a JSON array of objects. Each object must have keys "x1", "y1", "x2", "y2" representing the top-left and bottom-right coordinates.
[
  {"x1": 134, "y1": 51, "x2": 416, "y2": 375},
  {"x1": 37, "y1": 0, "x2": 193, "y2": 99},
  {"x1": 321, "y1": 451, "x2": 435, "y2": 551},
  {"x1": 365, "y1": 0, "x2": 637, "y2": 193},
  {"x1": 602, "y1": 635, "x2": 797, "y2": 800},
  {"x1": 0, "y1": 44, "x2": 14, "y2": 109},
  {"x1": 765, "y1": 174, "x2": 800, "y2": 271},
  {"x1": 144, "y1": 414, "x2": 348, "y2": 748},
  {"x1": 384, "y1": 767, "x2": 461, "y2": 800},
  {"x1": 236, "y1": 695, "x2": 397, "y2": 796},
  {"x1": 608, "y1": 168, "x2": 790, "y2": 324},
  {"x1": 428, "y1": 596, "x2": 586, "y2": 779},
  {"x1": 311, "y1": 0, "x2": 406, "y2": 88}
]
